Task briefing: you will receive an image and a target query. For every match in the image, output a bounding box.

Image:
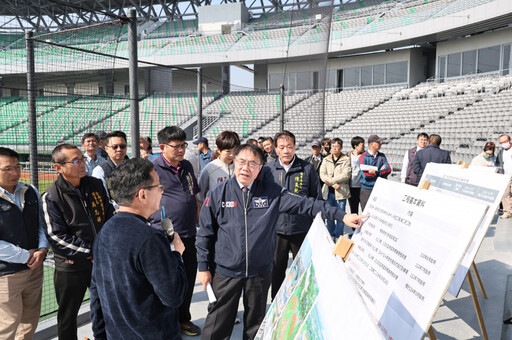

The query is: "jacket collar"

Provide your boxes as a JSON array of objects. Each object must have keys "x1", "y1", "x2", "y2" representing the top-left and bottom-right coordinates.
[
  {"x1": 0, "y1": 182, "x2": 29, "y2": 206},
  {"x1": 274, "y1": 156, "x2": 302, "y2": 171},
  {"x1": 54, "y1": 174, "x2": 82, "y2": 195},
  {"x1": 154, "y1": 153, "x2": 180, "y2": 168},
  {"x1": 426, "y1": 144, "x2": 440, "y2": 149},
  {"x1": 325, "y1": 153, "x2": 346, "y2": 163},
  {"x1": 106, "y1": 157, "x2": 118, "y2": 169}
]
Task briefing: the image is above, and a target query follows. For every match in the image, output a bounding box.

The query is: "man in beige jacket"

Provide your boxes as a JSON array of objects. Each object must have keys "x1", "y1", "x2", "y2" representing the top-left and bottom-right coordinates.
[{"x1": 319, "y1": 138, "x2": 352, "y2": 239}]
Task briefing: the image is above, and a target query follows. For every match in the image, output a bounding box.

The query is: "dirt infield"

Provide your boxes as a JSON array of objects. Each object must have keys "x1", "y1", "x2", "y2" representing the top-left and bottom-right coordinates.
[{"x1": 20, "y1": 171, "x2": 58, "y2": 181}]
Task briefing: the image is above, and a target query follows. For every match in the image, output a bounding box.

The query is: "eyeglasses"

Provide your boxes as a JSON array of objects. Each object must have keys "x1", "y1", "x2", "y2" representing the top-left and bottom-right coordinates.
[
  {"x1": 235, "y1": 158, "x2": 261, "y2": 169},
  {"x1": 57, "y1": 157, "x2": 86, "y2": 166},
  {"x1": 0, "y1": 165, "x2": 21, "y2": 172},
  {"x1": 136, "y1": 183, "x2": 164, "y2": 197},
  {"x1": 165, "y1": 142, "x2": 188, "y2": 150},
  {"x1": 107, "y1": 144, "x2": 127, "y2": 150},
  {"x1": 143, "y1": 184, "x2": 164, "y2": 191}
]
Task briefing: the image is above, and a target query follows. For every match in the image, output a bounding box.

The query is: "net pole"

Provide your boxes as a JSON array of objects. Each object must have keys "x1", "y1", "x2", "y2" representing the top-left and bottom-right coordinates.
[
  {"x1": 197, "y1": 68, "x2": 203, "y2": 139},
  {"x1": 26, "y1": 31, "x2": 38, "y2": 189},
  {"x1": 280, "y1": 84, "x2": 285, "y2": 131},
  {"x1": 129, "y1": 8, "x2": 140, "y2": 158}
]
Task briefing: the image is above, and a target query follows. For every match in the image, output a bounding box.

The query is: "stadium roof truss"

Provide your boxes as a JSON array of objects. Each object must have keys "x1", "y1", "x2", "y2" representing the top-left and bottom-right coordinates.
[{"x1": 0, "y1": 0, "x2": 343, "y2": 31}]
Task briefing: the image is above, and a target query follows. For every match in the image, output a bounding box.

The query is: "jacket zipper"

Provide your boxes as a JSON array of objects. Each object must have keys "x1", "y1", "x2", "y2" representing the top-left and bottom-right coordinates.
[
  {"x1": 242, "y1": 189, "x2": 249, "y2": 276},
  {"x1": 81, "y1": 193, "x2": 97, "y2": 238}
]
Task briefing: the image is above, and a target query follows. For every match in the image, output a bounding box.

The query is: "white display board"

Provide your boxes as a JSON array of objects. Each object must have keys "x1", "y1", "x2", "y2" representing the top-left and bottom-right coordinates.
[
  {"x1": 255, "y1": 215, "x2": 383, "y2": 340},
  {"x1": 346, "y1": 178, "x2": 488, "y2": 340},
  {"x1": 420, "y1": 162, "x2": 511, "y2": 296}
]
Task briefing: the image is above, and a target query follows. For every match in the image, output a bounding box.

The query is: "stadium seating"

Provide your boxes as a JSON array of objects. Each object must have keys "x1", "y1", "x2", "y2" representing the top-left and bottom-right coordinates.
[
  {"x1": 0, "y1": 0, "x2": 499, "y2": 62},
  {"x1": 0, "y1": 96, "x2": 129, "y2": 146},
  {"x1": 200, "y1": 91, "x2": 308, "y2": 142},
  {"x1": 1, "y1": 74, "x2": 510, "y2": 178},
  {"x1": 137, "y1": 92, "x2": 216, "y2": 137},
  {"x1": 146, "y1": 19, "x2": 198, "y2": 39}
]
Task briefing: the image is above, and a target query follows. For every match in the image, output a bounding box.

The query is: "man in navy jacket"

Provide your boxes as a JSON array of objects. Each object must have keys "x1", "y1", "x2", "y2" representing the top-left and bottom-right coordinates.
[
  {"x1": 413, "y1": 134, "x2": 451, "y2": 181},
  {"x1": 264, "y1": 131, "x2": 322, "y2": 300},
  {"x1": 196, "y1": 144, "x2": 367, "y2": 340},
  {"x1": 149, "y1": 126, "x2": 202, "y2": 336},
  {"x1": 91, "y1": 158, "x2": 187, "y2": 340}
]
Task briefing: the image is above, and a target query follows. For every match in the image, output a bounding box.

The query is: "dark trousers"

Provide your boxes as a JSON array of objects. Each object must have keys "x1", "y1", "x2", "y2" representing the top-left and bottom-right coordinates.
[
  {"x1": 360, "y1": 187, "x2": 372, "y2": 212},
  {"x1": 179, "y1": 236, "x2": 197, "y2": 323},
  {"x1": 348, "y1": 187, "x2": 361, "y2": 214},
  {"x1": 54, "y1": 269, "x2": 91, "y2": 340},
  {"x1": 201, "y1": 271, "x2": 271, "y2": 340},
  {"x1": 271, "y1": 233, "x2": 306, "y2": 299}
]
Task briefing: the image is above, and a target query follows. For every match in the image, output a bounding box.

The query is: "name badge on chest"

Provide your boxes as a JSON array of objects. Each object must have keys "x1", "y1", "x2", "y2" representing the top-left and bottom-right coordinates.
[{"x1": 253, "y1": 197, "x2": 269, "y2": 209}]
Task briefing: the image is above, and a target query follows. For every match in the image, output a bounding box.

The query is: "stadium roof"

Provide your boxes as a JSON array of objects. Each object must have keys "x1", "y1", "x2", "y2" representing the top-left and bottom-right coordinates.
[{"x1": 1, "y1": 0, "x2": 341, "y2": 31}]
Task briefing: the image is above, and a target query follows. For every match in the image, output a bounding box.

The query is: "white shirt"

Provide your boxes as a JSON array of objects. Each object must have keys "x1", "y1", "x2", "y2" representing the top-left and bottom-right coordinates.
[
  {"x1": 198, "y1": 159, "x2": 235, "y2": 203},
  {"x1": 470, "y1": 153, "x2": 495, "y2": 167},
  {"x1": 278, "y1": 156, "x2": 295, "y2": 173},
  {"x1": 502, "y1": 147, "x2": 512, "y2": 175},
  {"x1": 84, "y1": 152, "x2": 106, "y2": 176},
  {"x1": 401, "y1": 146, "x2": 423, "y2": 183}
]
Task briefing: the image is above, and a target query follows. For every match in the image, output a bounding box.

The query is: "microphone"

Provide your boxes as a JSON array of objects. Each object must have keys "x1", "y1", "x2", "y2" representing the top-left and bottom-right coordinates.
[
  {"x1": 161, "y1": 206, "x2": 174, "y2": 243},
  {"x1": 161, "y1": 218, "x2": 175, "y2": 243}
]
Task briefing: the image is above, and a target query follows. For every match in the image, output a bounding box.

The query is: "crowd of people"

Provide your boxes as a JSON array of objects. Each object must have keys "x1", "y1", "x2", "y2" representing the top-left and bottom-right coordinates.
[{"x1": 0, "y1": 125, "x2": 510, "y2": 340}]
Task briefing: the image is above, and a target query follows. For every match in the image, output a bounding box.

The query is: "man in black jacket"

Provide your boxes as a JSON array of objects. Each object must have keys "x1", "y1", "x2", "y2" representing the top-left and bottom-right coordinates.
[
  {"x1": 413, "y1": 134, "x2": 451, "y2": 181},
  {"x1": 264, "y1": 131, "x2": 322, "y2": 300},
  {"x1": 196, "y1": 144, "x2": 366, "y2": 340},
  {"x1": 43, "y1": 144, "x2": 114, "y2": 340}
]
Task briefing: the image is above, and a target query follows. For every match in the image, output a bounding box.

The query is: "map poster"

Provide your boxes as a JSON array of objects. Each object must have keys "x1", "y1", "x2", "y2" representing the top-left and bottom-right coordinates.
[
  {"x1": 346, "y1": 178, "x2": 488, "y2": 340},
  {"x1": 420, "y1": 162, "x2": 511, "y2": 296},
  {"x1": 255, "y1": 214, "x2": 383, "y2": 340}
]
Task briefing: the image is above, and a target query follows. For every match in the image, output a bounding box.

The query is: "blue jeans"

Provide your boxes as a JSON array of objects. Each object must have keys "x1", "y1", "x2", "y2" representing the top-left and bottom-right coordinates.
[{"x1": 326, "y1": 192, "x2": 346, "y2": 237}]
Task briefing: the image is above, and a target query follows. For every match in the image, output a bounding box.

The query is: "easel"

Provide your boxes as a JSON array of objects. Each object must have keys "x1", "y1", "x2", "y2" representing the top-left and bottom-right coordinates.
[
  {"x1": 332, "y1": 173, "x2": 489, "y2": 340},
  {"x1": 419, "y1": 176, "x2": 489, "y2": 340}
]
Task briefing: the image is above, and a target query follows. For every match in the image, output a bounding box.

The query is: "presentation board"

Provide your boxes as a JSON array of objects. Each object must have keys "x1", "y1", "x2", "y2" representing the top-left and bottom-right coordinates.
[
  {"x1": 420, "y1": 162, "x2": 511, "y2": 296},
  {"x1": 346, "y1": 178, "x2": 488, "y2": 340},
  {"x1": 255, "y1": 215, "x2": 383, "y2": 340}
]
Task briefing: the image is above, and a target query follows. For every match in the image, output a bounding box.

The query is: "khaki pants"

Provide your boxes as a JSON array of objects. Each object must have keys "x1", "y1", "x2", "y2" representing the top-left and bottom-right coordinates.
[
  {"x1": 0, "y1": 266, "x2": 44, "y2": 340},
  {"x1": 502, "y1": 180, "x2": 512, "y2": 215}
]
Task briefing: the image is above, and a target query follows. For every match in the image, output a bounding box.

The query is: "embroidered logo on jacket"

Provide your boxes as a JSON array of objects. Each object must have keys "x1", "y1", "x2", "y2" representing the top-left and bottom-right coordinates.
[{"x1": 253, "y1": 197, "x2": 269, "y2": 208}]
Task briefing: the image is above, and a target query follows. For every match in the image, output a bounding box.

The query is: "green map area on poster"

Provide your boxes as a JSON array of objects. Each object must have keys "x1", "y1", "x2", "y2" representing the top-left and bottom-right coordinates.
[{"x1": 255, "y1": 215, "x2": 383, "y2": 340}]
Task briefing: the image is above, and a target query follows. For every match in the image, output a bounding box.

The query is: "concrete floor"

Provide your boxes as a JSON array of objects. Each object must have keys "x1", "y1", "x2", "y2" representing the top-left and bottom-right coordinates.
[{"x1": 36, "y1": 215, "x2": 512, "y2": 340}]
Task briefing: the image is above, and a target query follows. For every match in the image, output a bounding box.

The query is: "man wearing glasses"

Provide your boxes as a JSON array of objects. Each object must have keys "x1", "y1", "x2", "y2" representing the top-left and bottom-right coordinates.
[
  {"x1": 197, "y1": 144, "x2": 367, "y2": 340},
  {"x1": 92, "y1": 130, "x2": 128, "y2": 202},
  {"x1": 0, "y1": 147, "x2": 48, "y2": 339},
  {"x1": 43, "y1": 144, "x2": 114, "y2": 340},
  {"x1": 149, "y1": 126, "x2": 202, "y2": 336},
  {"x1": 90, "y1": 158, "x2": 187, "y2": 340}
]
